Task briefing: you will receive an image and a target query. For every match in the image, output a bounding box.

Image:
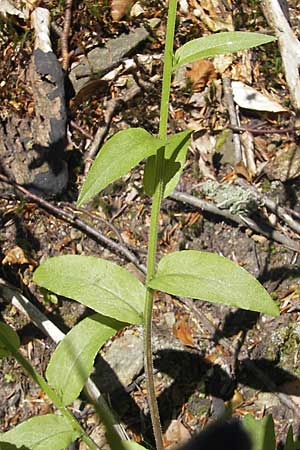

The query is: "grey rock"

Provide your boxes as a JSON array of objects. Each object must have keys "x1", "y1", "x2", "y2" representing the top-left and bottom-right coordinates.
[
  {"x1": 69, "y1": 26, "x2": 149, "y2": 94},
  {"x1": 95, "y1": 323, "x2": 188, "y2": 393},
  {"x1": 264, "y1": 144, "x2": 300, "y2": 181},
  {"x1": 96, "y1": 330, "x2": 144, "y2": 392},
  {"x1": 214, "y1": 129, "x2": 236, "y2": 166}
]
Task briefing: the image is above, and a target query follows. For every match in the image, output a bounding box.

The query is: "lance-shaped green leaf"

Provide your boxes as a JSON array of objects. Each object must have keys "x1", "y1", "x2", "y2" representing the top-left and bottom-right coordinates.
[
  {"x1": 0, "y1": 414, "x2": 79, "y2": 450},
  {"x1": 46, "y1": 314, "x2": 123, "y2": 406},
  {"x1": 0, "y1": 322, "x2": 20, "y2": 358},
  {"x1": 77, "y1": 128, "x2": 164, "y2": 206},
  {"x1": 144, "y1": 130, "x2": 191, "y2": 198},
  {"x1": 242, "y1": 415, "x2": 275, "y2": 450},
  {"x1": 174, "y1": 32, "x2": 276, "y2": 69},
  {"x1": 122, "y1": 442, "x2": 148, "y2": 450},
  {"x1": 284, "y1": 426, "x2": 300, "y2": 450},
  {"x1": 33, "y1": 255, "x2": 146, "y2": 324},
  {"x1": 148, "y1": 250, "x2": 279, "y2": 316}
]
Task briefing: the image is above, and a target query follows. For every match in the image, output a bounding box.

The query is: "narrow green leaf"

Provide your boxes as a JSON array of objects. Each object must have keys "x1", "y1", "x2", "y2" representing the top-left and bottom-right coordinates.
[
  {"x1": 46, "y1": 314, "x2": 123, "y2": 406},
  {"x1": 284, "y1": 426, "x2": 300, "y2": 450},
  {"x1": 122, "y1": 442, "x2": 148, "y2": 450},
  {"x1": 77, "y1": 128, "x2": 164, "y2": 206},
  {"x1": 0, "y1": 414, "x2": 79, "y2": 450},
  {"x1": 174, "y1": 32, "x2": 276, "y2": 69},
  {"x1": 144, "y1": 130, "x2": 191, "y2": 198},
  {"x1": 33, "y1": 255, "x2": 145, "y2": 324},
  {"x1": 0, "y1": 323, "x2": 20, "y2": 358},
  {"x1": 242, "y1": 415, "x2": 275, "y2": 450},
  {"x1": 148, "y1": 250, "x2": 279, "y2": 316}
]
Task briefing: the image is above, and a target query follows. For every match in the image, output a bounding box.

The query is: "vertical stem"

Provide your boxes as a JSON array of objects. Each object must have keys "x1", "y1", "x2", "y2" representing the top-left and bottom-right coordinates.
[{"x1": 144, "y1": 1, "x2": 178, "y2": 449}]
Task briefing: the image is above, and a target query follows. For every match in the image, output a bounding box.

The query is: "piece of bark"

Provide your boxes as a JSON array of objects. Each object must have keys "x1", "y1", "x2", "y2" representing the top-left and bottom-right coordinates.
[{"x1": 0, "y1": 7, "x2": 68, "y2": 197}]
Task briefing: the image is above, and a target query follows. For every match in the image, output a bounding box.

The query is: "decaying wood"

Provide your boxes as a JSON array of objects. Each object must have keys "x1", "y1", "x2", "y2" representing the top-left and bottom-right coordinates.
[
  {"x1": 261, "y1": 0, "x2": 300, "y2": 114},
  {"x1": 29, "y1": 7, "x2": 68, "y2": 191},
  {"x1": 0, "y1": 7, "x2": 68, "y2": 196},
  {"x1": 222, "y1": 77, "x2": 242, "y2": 164}
]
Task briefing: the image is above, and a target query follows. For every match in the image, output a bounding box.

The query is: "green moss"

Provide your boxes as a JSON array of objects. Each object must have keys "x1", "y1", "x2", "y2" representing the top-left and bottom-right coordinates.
[
  {"x1": 261, "y1": 179, "x2": 272, "y2": 193},
  {"x1": 187, "y1": 394, "x2": 210, "y2": 417},
  {"x1": 262, "y1": 323, "x2": 300, "y2": 378},
  {"x1": 280, "y1": 329, "x2": 300, "y2": 377}
]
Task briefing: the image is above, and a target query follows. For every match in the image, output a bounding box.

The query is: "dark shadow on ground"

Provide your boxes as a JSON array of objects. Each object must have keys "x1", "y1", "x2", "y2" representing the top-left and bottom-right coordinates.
[{"x1": 93, "y1": 347, "x2": 300, "y2": 446}]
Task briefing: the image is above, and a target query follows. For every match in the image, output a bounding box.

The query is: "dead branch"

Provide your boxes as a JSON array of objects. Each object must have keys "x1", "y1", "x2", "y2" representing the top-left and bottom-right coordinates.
[
  {"x1": 62, "y1": 202, "x2": 126, "y2": 244},
  {"x1": 222, "y1": 77, "x2": 242, "y2": 163},
  {"x1": 61, "y1": 0, "x2": 73, "y2": 71},
  {"x1": 0, "y1": 174, "x2": 146, "y2": 274},
  {"x1": 261, "y1": 0, "x2": 300, "y2": 114},
  {"x1": 70, "y1": 120, "x2": 94, "y2": 140},
  {"x1": 228, "y1": 124, "x2": 300, "y2": 135},
  {"x1": 170, "y1": 190, "x2": 300, "y2": 252}
]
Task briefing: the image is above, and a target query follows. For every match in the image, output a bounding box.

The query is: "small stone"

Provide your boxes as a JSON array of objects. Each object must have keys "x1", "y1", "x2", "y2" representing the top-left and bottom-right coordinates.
[
  {"x1": 146, "y1": 18, "x2": 161, "y2": 29},
  {"x1": 130, "y1": 1, "x2": 144, "y2": 17},
  {"x1": 164, "y1": 312, "x2": 176, "y2": 329},
  {"x1": 70, "y1": 228, "x2": 82, "y2": 240},
  {"x1": 96, "y1": 331, "x2": 144, "y2": 392},
  {"x1": 255, "y1": 392, "x2": 280, "y2": 409}
]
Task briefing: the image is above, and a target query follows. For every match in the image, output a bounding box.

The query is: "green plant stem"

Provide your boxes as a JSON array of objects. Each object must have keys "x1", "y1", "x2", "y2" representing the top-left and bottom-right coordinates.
[
  {"x1": 4, "y1": 339, "x2": 100, "y2": 450},
  {"x1": 144, "y1": 1, "x2": 178, "y2": 449}
]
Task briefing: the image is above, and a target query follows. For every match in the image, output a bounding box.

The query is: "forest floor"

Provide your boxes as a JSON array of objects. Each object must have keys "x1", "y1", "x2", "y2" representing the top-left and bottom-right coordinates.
[{"x1": 1, "y1": 1, "x2": 300, "y2": 449}]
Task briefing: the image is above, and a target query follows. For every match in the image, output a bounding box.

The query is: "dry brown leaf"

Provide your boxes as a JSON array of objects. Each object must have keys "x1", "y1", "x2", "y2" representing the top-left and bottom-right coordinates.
[
  {"x1": 231, "y1": 51, "x2": 253, "y2": 84},
  {"x1": 163, "y1": 419, "x2": 191, "y2": 450},
  {"x1": 192, "y1": 0, "x2": 234, "y2": 32},
  {"x1": 70, "y1": 79, "x2": 109, "y2": 108},
  {"x1": 234, "y1": 160, "x2": 252, "y2": 181},
  {"x1": 186, "y1": 60, "x2": 217, "y2": 91},
  {"x1": 227, "y1": 389, "x2": 244, "y2": 410},
  {"x1": 2, "y1": 246, "x2": 31, "y2": 265},
  {"x1": 173, "y1": 319, "x2": 194, "y2": 346},
  {"x1": 111, "y1": 0, "x2": 134, "y2": 20}
]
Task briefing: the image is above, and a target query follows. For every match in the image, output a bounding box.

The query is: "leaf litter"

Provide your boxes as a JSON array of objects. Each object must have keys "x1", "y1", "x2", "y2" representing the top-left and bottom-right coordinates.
[{"x1": 1, "y1": 1, "x2": 300, "y2": 448}]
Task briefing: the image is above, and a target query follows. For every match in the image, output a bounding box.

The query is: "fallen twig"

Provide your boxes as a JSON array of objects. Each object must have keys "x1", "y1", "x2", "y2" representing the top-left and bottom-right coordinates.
[
  {"x1": 61, "y1": 0, "x2": 73, "y2": 71},
  {"x1": 0, "y1": 174, "x2": 147, "y2": 274},
  {"x1": 83, "y1": 84, "x2": 141, "y2": 177},
  {"x1": 0, "y1": 278, "x2": 129, "y2": 441},
  {"x1": 223, "y1": 77, "x2": 242, "y2": 163},
  {"x1": 62, "y1": 202, "x2": 125, "y2": 245},
  {"x1": 228, "y1": 124, "x2": 300, "y2": 135},
  {"x1": 170, "y1": 190, "x2": 300, "y2": 252},
  {"x1": 70, "y1": 120, "x2": 94, "y2": 140}
]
